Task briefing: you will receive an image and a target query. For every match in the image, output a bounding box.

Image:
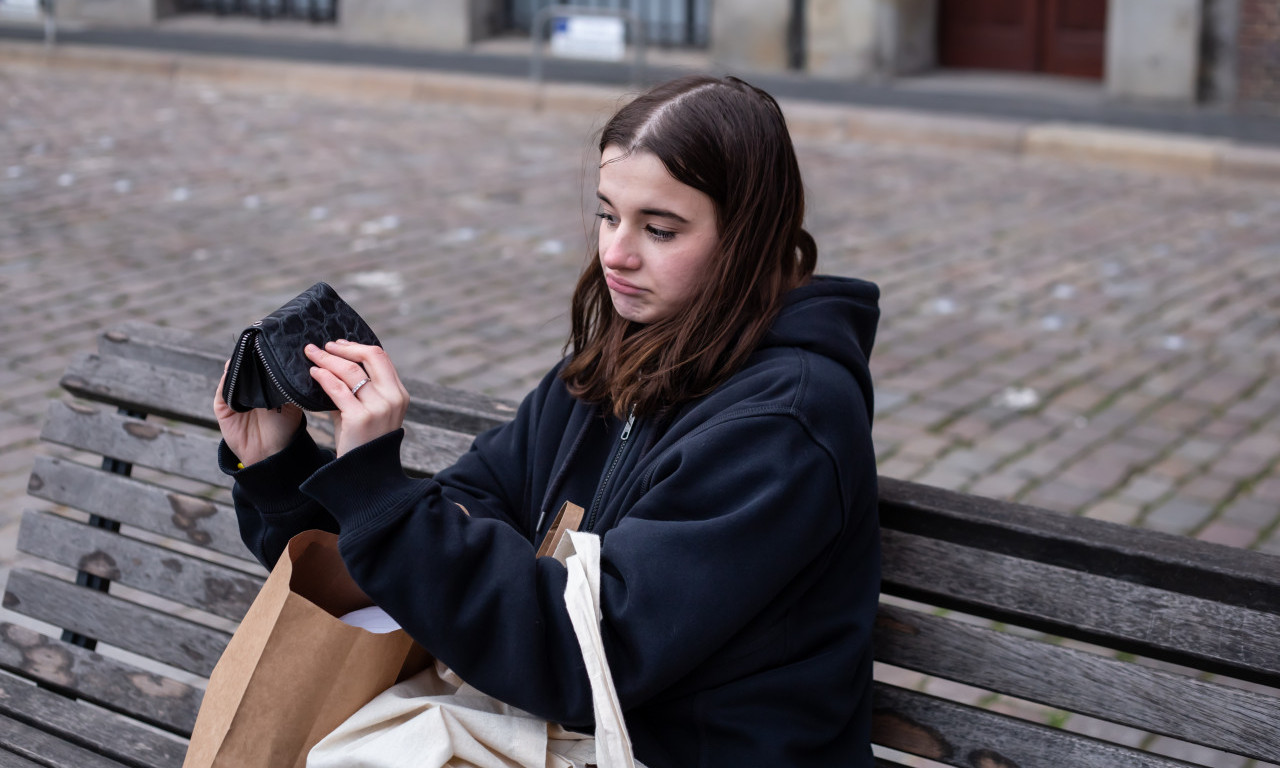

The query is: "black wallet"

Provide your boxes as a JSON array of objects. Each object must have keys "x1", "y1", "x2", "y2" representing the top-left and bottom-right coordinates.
[{"x1": 222, "y1": 282, "x2": 381, "y2": 412}]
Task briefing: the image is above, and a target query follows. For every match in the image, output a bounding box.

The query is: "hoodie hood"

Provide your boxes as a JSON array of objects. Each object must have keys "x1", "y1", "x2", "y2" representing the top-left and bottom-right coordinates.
[{"x1": 761, "y1": 275, "x2": 880, "y2": 419}]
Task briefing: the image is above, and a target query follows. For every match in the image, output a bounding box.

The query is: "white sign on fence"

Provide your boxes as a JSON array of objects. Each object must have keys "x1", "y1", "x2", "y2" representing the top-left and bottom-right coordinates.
[
  {"x1": 0, "y1": 0, "x2": 40, "y2": 18},
  {"x1": 550, "y1": 15, "x2": 626, "y2": 62}
]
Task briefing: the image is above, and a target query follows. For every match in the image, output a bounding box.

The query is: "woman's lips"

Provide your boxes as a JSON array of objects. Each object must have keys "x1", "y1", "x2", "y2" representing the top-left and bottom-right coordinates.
[{"x1": 605, "y1": 273, "x2": 645, "y2": 296}]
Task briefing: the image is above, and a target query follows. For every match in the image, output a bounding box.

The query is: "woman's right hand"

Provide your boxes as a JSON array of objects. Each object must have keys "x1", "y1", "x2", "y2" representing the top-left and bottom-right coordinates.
[{"x1": 214, "y1": 361, "x2": 303, "y2": 467}]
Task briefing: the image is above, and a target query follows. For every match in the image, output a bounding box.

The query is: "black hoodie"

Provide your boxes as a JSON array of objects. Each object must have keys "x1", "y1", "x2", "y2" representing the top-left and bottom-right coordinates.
[{"x1": 225, "y1": 275, "x2": 882, "y2": 767}]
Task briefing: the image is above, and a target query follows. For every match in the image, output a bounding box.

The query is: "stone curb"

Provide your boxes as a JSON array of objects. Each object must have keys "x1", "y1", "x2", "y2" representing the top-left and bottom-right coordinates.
[{"x1": 5, "y1": 39, "x2": 1280, "y2": 184}]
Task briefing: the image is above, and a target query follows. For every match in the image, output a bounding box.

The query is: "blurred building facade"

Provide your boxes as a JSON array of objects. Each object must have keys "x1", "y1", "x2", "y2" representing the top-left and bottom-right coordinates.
[
  {"x1": 47, "y1": 0, "x2": 1280, "y2": 112},
  {"x1": 713, "y1": 0, "x2": 1274, "y2": 111},
  {"x1": 1238, "y1": 0, "x2": 1280, "y2": 110}
]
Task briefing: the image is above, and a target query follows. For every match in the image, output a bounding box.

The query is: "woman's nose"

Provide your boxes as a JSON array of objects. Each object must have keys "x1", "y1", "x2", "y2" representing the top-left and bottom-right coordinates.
[{"x1": 601, "y1": 227, "x2": 639, "y2": 269}]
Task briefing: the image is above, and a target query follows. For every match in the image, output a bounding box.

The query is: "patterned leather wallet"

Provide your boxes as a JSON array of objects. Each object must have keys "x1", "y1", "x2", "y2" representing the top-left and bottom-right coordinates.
[{"x1": 221, "y1": 282, "x2": 381, "y2": 412}]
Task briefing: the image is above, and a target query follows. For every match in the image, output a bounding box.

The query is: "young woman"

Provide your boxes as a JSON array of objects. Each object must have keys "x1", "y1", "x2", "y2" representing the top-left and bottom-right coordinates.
[{"x1": 216, "y1": 75, "x2": 881, "y2": 767}]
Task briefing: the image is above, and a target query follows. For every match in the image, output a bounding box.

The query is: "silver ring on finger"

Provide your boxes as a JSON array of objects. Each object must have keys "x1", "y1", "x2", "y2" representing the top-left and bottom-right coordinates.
[{"x1": 351, "y1": 378, "x2": 371, "y2": 396}]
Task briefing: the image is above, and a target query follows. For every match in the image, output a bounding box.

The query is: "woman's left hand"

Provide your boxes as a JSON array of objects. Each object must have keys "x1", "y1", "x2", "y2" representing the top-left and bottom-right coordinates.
[{"x1": 305, "y1": 340, "x2": 410, "y2": 457}]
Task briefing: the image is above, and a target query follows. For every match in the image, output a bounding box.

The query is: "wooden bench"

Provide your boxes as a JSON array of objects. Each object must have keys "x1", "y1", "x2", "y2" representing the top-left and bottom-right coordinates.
[{"x1": 1, "y1": 322, "x2": 1277, "y2": 768}]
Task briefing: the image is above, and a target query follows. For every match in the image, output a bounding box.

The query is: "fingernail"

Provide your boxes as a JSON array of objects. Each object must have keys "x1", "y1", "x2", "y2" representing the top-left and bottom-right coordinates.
[{"x1": 304, "y1": 344, "x2": 317, "y2": 352}]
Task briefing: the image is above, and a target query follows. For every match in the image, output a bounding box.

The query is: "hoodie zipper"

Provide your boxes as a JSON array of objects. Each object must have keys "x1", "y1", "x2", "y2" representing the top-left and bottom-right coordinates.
[{"x1": 584, "y1": 405, "x2": 636, "y2": 532}]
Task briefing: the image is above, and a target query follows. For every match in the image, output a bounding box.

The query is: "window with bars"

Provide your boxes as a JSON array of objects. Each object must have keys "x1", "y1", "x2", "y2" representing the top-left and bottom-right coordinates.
[
  {"x1": 174, "y1": 0, "x2": 337, "y2": 23},
  {"x1": 510, "y1": 0, "x2": 708, "y2": 47}
]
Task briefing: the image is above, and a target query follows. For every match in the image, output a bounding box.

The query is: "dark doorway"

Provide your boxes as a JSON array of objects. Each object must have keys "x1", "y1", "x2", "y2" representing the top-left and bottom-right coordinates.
[{"x1": 938, "y1": 0, "x2": 1107, "y2": 79}]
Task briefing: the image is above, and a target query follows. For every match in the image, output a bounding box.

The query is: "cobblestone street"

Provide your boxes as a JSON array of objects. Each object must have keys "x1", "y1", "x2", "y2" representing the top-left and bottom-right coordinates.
[{"x1": 2, "y1": 60, "x2": 1279, "y2": 572}]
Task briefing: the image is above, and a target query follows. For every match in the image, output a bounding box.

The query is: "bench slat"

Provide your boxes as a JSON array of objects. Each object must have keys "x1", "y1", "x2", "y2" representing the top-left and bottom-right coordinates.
[
  {"x1": 400, "y1": 420, "x2": 478, "y2": 476},
  {"x1": 101, "y1": 321, "x2": 518, "y2": 434},
  {"x1": 874, "y1": 604, "x2": 1280, "y2": 762},
  {"x1": 0, "y1": 742, "x2": 46, "y2": 768},
  {"x1": 3, "y1": 571, "x2": 229, "y2": 679},
  {"x1": 871, "y1": 683, "x2": 1196, "y2": 768},
  {"x1": 79, "y1": 327, "x2": 515, "y2": 440},
  {"x1": 61, "y1": 354, "x2": 220, "y2": 431},
  {"x1": 27, "y1": 456, "x2": 249, "y2": 562},
  {"x1": 0, "y1": 713, "x2": 134, "y2": 768},
  {"x1": 882, "y1": 529, "x2": 1280, "y2": 685},
  {"x1": 880, "y1": 477, "x2": 1280, "y2": 615},
  {"x1": 40, "y1": 401, "x2": 230, "y2": 490},
  {"x1": 98, "y1": 324, "x2": 232, "y2": 376},
  {"x1": 17, "y1": 510, "x2": 264, "y2": 622},
  {"x1": 0, "y1": 668, "x2": 185, "y2": 768},
  {"x1": 59, "y1": 355, "x2": 481, "y2": 478},
  {"x1": 0, "y1": 622, "x2": 201, "y2": 735}
]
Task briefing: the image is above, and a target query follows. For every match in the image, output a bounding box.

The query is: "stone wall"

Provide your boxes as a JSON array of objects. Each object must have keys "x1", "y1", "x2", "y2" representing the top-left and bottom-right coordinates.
[
  {"x1": 1106, "y1": 0, "x2": 1202, "y2": 103},
  {"x1": 805, "y1": 0, "x2": 935, "y2": 79},
  {"x1": 1237, "y1": 0, "x2": 1280, "y2": 110},
  {"x1": 710, "y1": 0, "x2": 792, "y2": 72}
]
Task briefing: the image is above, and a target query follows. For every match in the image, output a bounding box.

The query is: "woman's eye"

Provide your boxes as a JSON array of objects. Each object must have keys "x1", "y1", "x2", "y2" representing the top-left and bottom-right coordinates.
[
  {"x1": 595, "y1": 211, "x2": 617, "y2": 227},
  {"x1": 645, "y1": 226, "x2": 676, "y2": 242}
]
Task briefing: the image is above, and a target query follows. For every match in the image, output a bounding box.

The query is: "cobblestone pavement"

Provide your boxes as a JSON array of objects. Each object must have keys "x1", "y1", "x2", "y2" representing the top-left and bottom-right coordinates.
[
  {"x1": 4, "y1": 62, "x2": 1280, "y2": 550},
  {"x1": 3, "y1": 61, "x2": 1280, "y2": 766}
]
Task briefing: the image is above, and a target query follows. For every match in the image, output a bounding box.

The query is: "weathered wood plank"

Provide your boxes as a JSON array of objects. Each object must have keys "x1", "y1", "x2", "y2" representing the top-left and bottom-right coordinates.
[
  {"x1": 280, "y1": 415, "x2": 476, "y2": 478},
  {"x1": 26, "y1": 456, "x2": 249, "y2": 561},
  {"x1": 60, "y1": 354, "x2": 220, "y2": 431},
  {"x1": 18, "y1": 510, "x2": 264, "y2": 621},
  {"x1": 3, "y1": 571, "x2": 230, "y2": 678},
  {"x1": 59, "y1": 354, "x2": 483, "y2": 478},
  {"x1": 400, "y1": 420, "x2": 478, "y2": 477},
  {"x1": 0, "y1": 667, "x2": 186, "y2": 767},
  {"x1": 40, "y1": 400, "x2": 230, "y2": 489},
  {"x1": 0, "y1": 622, "x2": 201, "y2": 736},
  {"x1": 0, "y1": 712, "x2": 134, "y2": 768},
  {"x1": 33, "y1": 413, "x2": 470, "y2": 556},
  {"x1": 871, "y1": 684, "x2": 1197, "y2": 768},
  {"x1": 401, "y1": 378, "x2": 518, "y2": 435},
  {"x1": 98, "y1": 323, "x2": 233, "y2": 377},
  {"x1": 874, "y1": 604, "x2": 1280, "y2": 762},
  {"x1": 99, "y1": 322, "x2": 518, "y2": 433},
  {"x1": 879, "y1": 476, "x2": 1280, "y2": 615},
  {"x1": 881, "y1": 529, "x2": 1280, "y2": 685},
  {"x1": 0, "y1": 742, "x2": 45, "y2": 768}
]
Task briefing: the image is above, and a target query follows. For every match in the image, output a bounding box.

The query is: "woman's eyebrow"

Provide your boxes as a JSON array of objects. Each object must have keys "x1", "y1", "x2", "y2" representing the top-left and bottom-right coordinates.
[{"x1": 596, "y1": 192, "x2": 690, "y2": 224}]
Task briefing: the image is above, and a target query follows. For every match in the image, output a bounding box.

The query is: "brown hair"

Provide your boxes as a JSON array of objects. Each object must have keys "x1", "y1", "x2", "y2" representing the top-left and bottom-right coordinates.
[{"x1": 561, "y1": 75, "x2": 817, "y2": 418}]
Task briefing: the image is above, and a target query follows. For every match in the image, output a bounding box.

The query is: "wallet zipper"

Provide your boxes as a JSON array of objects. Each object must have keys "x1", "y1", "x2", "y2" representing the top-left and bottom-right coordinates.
[
  {"x1": 224, "y1": 330, "x2": 253, "y2": 405},
  {"x1": 254, "y1": 332, "x2": 304, "y2": 409}
]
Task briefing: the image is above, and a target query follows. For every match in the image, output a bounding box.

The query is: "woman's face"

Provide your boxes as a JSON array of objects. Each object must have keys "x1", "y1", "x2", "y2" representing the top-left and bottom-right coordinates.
[{"x1": 596, "y1": 145, "x2": 719, "y2": 325}]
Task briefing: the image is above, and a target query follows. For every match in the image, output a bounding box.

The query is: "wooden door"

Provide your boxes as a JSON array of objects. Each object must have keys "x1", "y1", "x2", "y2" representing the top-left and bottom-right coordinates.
[
  {"x1": 937, "y1": 0, "x2": 1107, "y2": 80},
  {"x1": 938, "y1": 0, "x2": 1039, "y2": 72},
  {"x1": 1040, "y1": 0, "x2": 1107, "y2": 78}
]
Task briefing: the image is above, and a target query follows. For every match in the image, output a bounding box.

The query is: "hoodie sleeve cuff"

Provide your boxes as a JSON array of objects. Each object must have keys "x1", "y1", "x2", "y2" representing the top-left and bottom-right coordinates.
[
  {"x1": 300, "y1": 429, "x2": 431, "y2": 533},
  {"x1": 219, "y1": 420, "x2": 336, "y2": 516}
]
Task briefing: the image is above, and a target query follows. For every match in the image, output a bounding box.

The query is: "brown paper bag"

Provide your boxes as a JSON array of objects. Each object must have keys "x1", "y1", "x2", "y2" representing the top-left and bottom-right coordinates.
[{"x1": 183, "y1": 529, "x2": 430, "y2": 768}]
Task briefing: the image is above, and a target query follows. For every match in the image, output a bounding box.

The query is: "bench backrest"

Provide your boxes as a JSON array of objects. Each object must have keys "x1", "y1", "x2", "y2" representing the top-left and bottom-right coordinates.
[{"x1": 2, "y1": 323, "x2": 1278, "y2": 768}]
